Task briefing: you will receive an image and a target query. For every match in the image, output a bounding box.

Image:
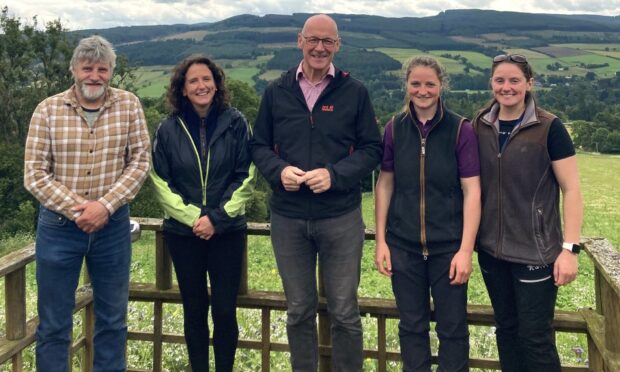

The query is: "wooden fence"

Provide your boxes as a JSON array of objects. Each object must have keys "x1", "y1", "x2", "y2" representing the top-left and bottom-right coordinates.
[{"x1": 0, "y1": 218, "x2": 618, "y2": 371}]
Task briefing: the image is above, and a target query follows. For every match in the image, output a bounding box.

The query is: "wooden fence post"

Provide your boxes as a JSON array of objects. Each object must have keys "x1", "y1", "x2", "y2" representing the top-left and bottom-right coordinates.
[
  {"x1": 155, "y1": 231, "x2": 172, "y2": 290},
  {"x1": 82, "y1": 268, "x2": 94, "y2": 372},
  {"x1": 5, "y1": 269, "x2": 26, "y2": 340},
  {"x1": 239, "y1": 233, "x2": 248, "y2": 295},
  {"x1": 5, "y1": 268, "x2": 26, "y2": 372}
]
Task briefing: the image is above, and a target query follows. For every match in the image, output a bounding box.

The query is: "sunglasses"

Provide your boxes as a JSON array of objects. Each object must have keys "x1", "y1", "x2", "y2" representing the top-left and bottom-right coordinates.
[{"x1": 493, "y1": 54, "x2": 528, "y2": 64}]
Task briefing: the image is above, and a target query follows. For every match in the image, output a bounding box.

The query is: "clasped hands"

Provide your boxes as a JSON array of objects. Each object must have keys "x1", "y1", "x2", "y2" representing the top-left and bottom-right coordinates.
[
  {"x1": 193, "y1": 215, "x2": 215, "y2": 240},
  {"x1": 281, "y1": 166, "x2": 331, "y2": 193},
  {"x1": 72, "y1": 201, "x2": 110, "y2": 234}
]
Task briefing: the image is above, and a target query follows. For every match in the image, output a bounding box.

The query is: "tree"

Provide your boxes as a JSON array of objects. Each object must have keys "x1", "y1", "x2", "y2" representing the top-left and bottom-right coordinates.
[
  {"x1": 0, "y1": 7, "x2": 74, "y2": 144},
  {"x1": 591, "y1": 128, "x2": 610, "y2": 153},
  {"x1": 228, "y1": 78, "x2": 260, "y2": 126},
  {"x1": 602, "y1": 132, "x2": 620, "y2": 153}
]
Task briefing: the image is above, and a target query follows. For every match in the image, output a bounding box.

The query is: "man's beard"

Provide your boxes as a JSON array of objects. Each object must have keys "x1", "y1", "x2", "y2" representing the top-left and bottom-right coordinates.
[{"x1": 77, "y1": 80, "x2": 107, "y2": 102}]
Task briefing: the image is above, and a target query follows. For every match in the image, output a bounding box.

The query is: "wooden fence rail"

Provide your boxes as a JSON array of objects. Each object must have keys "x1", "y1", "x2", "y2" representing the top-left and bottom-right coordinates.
[{"x1": 0, "y1": 218, "x2": 618, "y2": 371}]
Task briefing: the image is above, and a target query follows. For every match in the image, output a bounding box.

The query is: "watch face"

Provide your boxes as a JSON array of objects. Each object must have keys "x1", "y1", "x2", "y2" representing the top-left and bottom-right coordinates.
[{"x1": 572, "y1": 244, "x2": 582, "y2": 254}]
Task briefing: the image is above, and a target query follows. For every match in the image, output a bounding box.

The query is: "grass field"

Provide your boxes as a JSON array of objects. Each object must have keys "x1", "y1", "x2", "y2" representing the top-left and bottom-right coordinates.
[
  {"x1": 0, "y1": 152, "x2": 617, "y2": 370},
  {"x1": 135, "y1": 65, "x2": 173, "y2": 98},
  {"x1": 428, "y1": 50, "x2": 490, "y2": 70},
  {"x1": 372, "y1": 48, "x2": 426, "y2": 64},
  {"x1": 374, "y1": 48, "x2": 468, "y2": 74},
  {"x1": 259, "y1": 69, "x2": 284, "y2": 81},
  {"x1": 559, "y1": 54, "x2": 620, "y2": 77},
  {"x1": 135, "y1": 55, "x2": 273, "y2": 97}
]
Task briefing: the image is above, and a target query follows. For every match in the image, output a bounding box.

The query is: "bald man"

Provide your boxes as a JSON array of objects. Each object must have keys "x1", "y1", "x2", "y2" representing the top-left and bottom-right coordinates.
[{"x1": 250, "y1": 14, "x2": 382, "y2": 372}]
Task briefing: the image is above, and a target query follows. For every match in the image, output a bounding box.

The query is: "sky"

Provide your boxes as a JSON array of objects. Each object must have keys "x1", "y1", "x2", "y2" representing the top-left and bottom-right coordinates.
[{"x1": 3, "y1": 0, "x2": 620, "y2": 31}]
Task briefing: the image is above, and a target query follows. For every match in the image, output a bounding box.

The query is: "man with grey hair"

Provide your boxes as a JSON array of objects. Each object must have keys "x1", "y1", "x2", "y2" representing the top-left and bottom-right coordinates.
[
  {"x1": 24, "y1": 35, "x2": 150, "y2": 371},
  {"x1": 251, "y1": 14, "x2": 382, "y2": 371}
]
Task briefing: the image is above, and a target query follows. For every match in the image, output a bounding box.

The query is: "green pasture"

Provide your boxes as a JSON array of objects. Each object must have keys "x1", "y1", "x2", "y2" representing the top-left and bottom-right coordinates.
[
  {"x1": 372, "y1": 48, "x2": 426, "y2": 64},
  {"x1": 480, "y1": 33, "x2": 529, "y2": 41},
  {"x1": 552, "y1": 43, "x2": 620, "y2": 52},
  {"x1": 226, "y1": 67, "x2": 259, "y2": 86},
  {"x1": 135, "y1": 55, "x2": 273, "y2": 97},
  {"x1": 501, "y1": 48, "x2": 578, "y2": 77},
  {"x1": 559, "y1": 54, "x2": 620, "y2": 77},
  {"x1": 589, "y1": 50, "x2": 620, "y2": 59},
  {"x1": 524, "y1": 30, "x2": 612, "y2": 39},
  {"x1": 259, "y1": 69, "x2": 285, "y2": 81},
  {"x1": 428, "y1": 50, "x2": 490, "y2": 69},
  {"x1": 157, "y1": 30, "x2": 210, "y2": 41},
  {"x1": 135, "y1": 65, "x2": 172, "y2": 98},
  {"x1": 374, "y1": 48, "x2": 468, "y2": 75}
]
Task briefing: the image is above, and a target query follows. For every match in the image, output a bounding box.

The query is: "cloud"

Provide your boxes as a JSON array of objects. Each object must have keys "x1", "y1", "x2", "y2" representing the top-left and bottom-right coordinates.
[{"x1": 3, "y1": 0, "x2": 619, "y2": 31}]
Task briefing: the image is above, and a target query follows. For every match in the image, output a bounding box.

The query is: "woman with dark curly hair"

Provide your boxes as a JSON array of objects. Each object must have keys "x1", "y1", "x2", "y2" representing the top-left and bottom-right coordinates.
[{"x1": 150, "y1": 54, "x2": 255, "y2": 371}]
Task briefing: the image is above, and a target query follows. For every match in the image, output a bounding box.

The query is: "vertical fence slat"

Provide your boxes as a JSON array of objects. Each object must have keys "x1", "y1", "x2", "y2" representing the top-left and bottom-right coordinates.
[
  {"x1": 239, "y1": 235, "x2": 248, "y2": 295},
  {"x1": 5, "y1": 269, "x2": 26, "y2": 340},
  {"x1": 261, "y1": 308, "x2": 270, "y2": 372},
  {"x1": 318, "y1": 265, "x2": 331, "y2": 372},
  {"x1": 5, "y1": 267, "x2": 26, "y2": 372},
  {"x1": 587, "y1": 332, "x2": 603, "y2": 372},
  {"x1": 377, "y1": 315, "x2": 387, "y2": 372},
  {"x1": 153, "y1": 300, "x2": 164, "y2": 372},
  {"x1": 155, "y1": 231, "x2": 172, "y2": 290},
  {"x1": 82, "y1": 303, "x2": 95, "y2": 372},
  {"x1": 10, "y1": 353, "x2": 22, "y2": 372},
  {"x1": 82, "y1": 266, "x2": 94, "y2": 372},
  {"x1": 601, "y1": 276, "x2": 620, "y2": 354}
]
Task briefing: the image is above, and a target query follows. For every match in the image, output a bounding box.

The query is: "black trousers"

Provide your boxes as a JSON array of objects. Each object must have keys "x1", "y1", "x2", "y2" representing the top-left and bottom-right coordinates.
[
  {"x1": 165, "y1": 229, "x2": 245, "y2": 372},
  {"x1": 478, "y1": 249, "x2": 561, "y2": 372},
  {"x1": 390, "y1": 249, "x2": 469, "y2": 372}
]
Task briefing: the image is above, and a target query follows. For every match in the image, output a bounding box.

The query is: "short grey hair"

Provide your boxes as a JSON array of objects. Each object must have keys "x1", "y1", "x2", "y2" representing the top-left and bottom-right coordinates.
[{"x1": 70, "y1": 35, "x2": 116, "y2": 72}]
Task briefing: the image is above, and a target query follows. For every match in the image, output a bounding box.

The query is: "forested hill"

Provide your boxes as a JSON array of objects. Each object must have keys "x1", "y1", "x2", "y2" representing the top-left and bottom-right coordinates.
[{"x1": 72, "y1": 9, "x2": 620, "y2": 47}]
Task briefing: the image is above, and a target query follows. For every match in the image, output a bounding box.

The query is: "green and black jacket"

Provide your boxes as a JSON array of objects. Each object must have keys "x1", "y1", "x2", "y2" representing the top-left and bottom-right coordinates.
[{"x1": 150, "y1": 106, "x2": 256, "y2": 236}]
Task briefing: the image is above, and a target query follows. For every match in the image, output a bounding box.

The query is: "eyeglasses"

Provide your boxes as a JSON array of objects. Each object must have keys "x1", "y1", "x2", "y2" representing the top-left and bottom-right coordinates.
[
  {"x1": 493, "y1": 54, "x2": 528, "y2": 64},
  {"x1": 301, "y1": 35, "x2": 338, "y2": 48}
]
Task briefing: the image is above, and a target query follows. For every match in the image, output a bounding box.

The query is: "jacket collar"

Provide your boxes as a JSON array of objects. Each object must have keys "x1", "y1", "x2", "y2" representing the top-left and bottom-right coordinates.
[
  {"x1": 481, "y1": 96, "x2": 539, "y2": 132},
  {"x1": 279, "y1": 65, "x2": 348, "y2": 97},
  {"x1": 407, "y1": 97, "x2": 445, "y2": 127},
  {"x1": 178, "y1": 106, "x2": 234, "y2": 147}
]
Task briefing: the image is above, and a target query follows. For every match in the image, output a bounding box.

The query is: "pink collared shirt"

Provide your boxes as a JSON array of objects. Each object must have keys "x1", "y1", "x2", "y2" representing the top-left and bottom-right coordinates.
[{"x1": 296, "y1": 61, "x2": 335, "y2": 111}]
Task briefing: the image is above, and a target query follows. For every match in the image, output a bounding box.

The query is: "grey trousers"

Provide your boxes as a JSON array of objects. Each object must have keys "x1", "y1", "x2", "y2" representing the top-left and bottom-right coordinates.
[{"x1": 271, "y1": 208, "x2": 365, "y2": 372}]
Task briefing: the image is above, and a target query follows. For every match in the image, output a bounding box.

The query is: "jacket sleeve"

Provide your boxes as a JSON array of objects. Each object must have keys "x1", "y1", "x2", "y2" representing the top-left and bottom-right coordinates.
[
  {"x1": 204, "y1": 114, "x2": 256, "y2": 233},
  {"x1": 24, "y1": 100, "x2": 88, "y2": 220},
  {"x1": 98, "y1": 93, "x2": 151, "y2": 215},
  {"x1": 150, "y1": 121, "x2": 202, "y2": 227},
  {"x1": 326, "y1": 85, "x2": 383, "y2": 191},
  {"x1": 249, "y1": 84, "x2": 289, "y2": 188}
]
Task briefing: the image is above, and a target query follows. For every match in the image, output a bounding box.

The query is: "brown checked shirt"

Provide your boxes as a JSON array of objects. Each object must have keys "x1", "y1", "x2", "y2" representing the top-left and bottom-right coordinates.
[{"x1": 24, "y1": 86, "x2": 151, "y2": 220}]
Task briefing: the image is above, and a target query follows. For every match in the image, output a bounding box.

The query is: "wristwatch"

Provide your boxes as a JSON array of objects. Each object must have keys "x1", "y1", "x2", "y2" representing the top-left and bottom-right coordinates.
[{"x1": 562, "y1": 242, "x2": 581, "y2": 254}]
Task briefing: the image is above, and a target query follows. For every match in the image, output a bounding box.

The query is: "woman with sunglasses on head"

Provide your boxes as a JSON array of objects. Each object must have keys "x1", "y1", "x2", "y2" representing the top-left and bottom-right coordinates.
[
  {"x1": 473, "y1": 54, "x2": 583, "y2": 372},
  {"x1": 150, "y1": 54, "x2": 255, "y2": 371},
  {"x1": 375, "y1": 56, "x2": 481, "y2": 371}
]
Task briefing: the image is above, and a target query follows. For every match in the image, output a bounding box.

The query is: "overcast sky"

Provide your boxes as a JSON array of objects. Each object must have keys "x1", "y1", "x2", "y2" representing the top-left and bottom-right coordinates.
[{"x1": 3, "y1": 0, "x2": 620, "y2": 30}]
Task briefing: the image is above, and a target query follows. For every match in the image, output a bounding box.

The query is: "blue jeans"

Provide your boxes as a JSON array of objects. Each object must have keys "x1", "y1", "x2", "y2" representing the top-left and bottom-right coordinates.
[
  {"x1": 271, "y1": 208, "x2": 365, "y2": 372},
  {"x1": 478, "y1": 250, "x2": 561, "y2": 372},
  {"x1": 35, "y1": 205, "x2": 131, "y2": 372},
  {"x1": 390, "y1": 249, "x2": 469, "y2": 372}
]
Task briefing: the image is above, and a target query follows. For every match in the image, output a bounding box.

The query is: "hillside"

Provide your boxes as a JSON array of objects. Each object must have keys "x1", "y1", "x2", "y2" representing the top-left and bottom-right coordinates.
[{"x1": 69, "y1": 9, "x2": 620, "y2": 139}]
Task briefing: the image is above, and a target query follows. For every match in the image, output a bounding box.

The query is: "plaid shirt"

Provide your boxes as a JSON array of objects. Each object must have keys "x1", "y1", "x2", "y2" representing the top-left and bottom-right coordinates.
[{"x1": 24, "y1": 86, "x2": 151, "y2": 220}]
